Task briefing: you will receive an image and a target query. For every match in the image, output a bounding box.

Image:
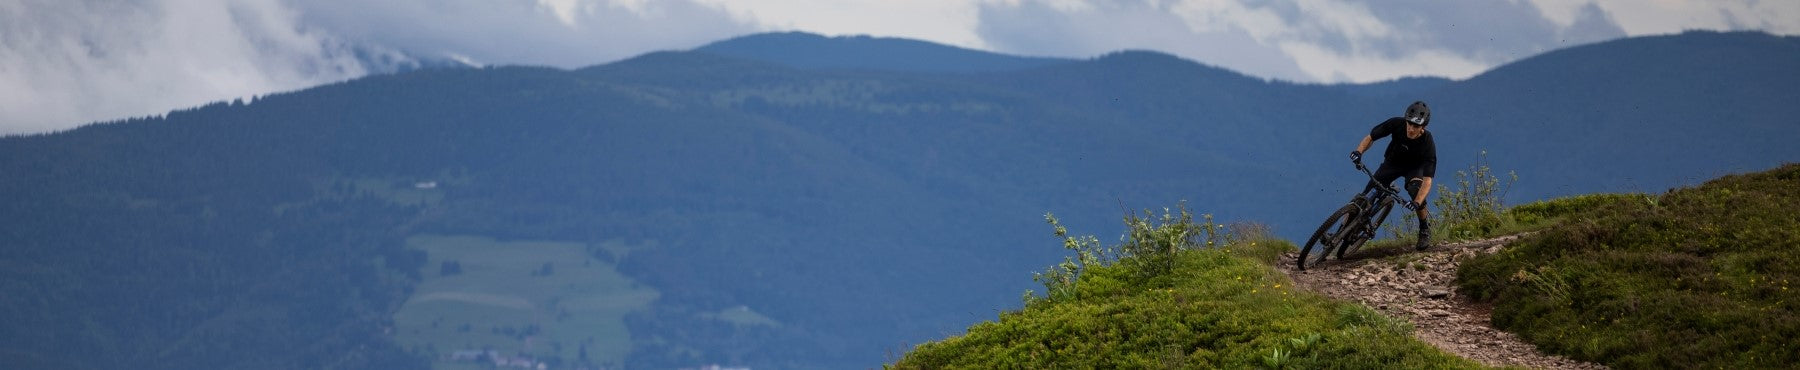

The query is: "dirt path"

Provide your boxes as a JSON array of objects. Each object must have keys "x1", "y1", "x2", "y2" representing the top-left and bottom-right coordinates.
[{"x1": 1280, "y1": 234, "x2": 1606, "y2": 369}]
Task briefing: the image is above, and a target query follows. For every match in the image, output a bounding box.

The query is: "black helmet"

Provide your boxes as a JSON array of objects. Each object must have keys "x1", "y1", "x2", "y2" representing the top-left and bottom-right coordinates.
[{"x1": 1404, "y1": 101, "x2": 1430, "y2": 126}]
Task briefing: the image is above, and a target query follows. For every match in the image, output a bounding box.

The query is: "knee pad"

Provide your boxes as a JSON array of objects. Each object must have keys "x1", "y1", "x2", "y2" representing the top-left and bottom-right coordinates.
[{"x1": 1405, "y1": 179, "x2": 1427, "y2": 207}]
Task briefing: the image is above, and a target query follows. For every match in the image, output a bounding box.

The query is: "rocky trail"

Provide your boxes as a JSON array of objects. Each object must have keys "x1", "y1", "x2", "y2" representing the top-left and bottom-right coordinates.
[{"x1": 1280, "y1": 234, "x2": 1606, "y2": 369}]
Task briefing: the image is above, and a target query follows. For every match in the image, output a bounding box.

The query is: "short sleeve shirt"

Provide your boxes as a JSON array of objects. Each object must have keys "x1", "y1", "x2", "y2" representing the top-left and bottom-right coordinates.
[{"x1": 1369, "y1": 117, "x2": 1437, "y2": 178}]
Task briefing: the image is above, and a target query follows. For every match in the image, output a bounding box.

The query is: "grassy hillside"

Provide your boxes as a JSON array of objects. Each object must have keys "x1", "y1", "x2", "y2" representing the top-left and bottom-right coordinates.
[
  {"x1": 393, "y1": 235, "x2": 658, "y2": 369},
  {"x1": 892, "y1": 207, "x2": 1481, "y2": 369},
  {"x1": 898, "y1": 164, "x2": 1800, "y2": 368},
  {"x1": 1458, "y1": 163, "x2": 1800, "y2": 368}
]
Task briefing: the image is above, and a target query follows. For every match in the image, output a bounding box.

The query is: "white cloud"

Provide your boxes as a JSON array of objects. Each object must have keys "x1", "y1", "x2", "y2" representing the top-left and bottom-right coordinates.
[
  {"x1": 1169, "y1": 0, "x2": 1287, "y2": 38},
  {"x1": 289, "y1": 0, "x2": 751, "y2": 68},
  {"x1": 0, "y1": 0, "x2": 373, "y2": 135},
  {"x1": 975, "y1": 0, "x2": 1314, "y2": 80},
  {"x1": 977, "y1": 0, "x2": 1621, "y2": 83},
  {"x1": 0, "y1": 0, "x2": 752, "y2": 135},
  {"x1": 1163, "y1": 0, "x2": 1404, "y2": 81},
  {"x1": 1527, "y1": 0, "x2": 1596, "y2": 29},
  {"x1": 1289, "y1": 0, "x2": 1393, "y2": 44},
  {"x1": 537, "y1": 0, "x2": 588, "y2": 27},
  {"x1": 1168, "y1": 0, "x2": 1397, "y2": 51},
  {"x1": 1279, "y1": 42, "x2": 1490, "y2": 83},
  {"x1": 1584, "y1": 0, "x2": 1800, "y2": 35},
  {"x1": 692, "y1": 0, "x2": 993, "y2": 50}
]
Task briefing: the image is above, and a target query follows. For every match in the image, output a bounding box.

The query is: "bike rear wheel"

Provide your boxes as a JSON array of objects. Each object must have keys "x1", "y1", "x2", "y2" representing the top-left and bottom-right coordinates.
[{"x1": 1298, "y1": 204, "x2": 1358, "y2": 271}]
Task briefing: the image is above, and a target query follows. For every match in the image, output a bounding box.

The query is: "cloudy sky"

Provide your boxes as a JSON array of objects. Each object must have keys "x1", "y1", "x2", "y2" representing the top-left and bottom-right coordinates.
[{"x1": 3, "y1": 0, "x2": 1797, "y2": 134}]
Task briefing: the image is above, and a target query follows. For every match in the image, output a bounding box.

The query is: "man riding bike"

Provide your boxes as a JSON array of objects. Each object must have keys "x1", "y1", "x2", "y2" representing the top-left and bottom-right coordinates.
[{"x1": 1350, "y1": 101, "x2": 1437, "y2": 250}]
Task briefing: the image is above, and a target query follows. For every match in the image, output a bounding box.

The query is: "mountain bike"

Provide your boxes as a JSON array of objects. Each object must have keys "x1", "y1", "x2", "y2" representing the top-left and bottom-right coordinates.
[{"x1": 1296, "y1": 162, "x2": 1418, "y2": 271}]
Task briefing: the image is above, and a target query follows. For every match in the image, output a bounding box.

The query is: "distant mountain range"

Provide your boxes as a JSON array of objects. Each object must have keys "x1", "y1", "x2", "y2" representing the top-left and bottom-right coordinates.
[
  {"x1": 1, "y1": 30, "x2": 1795, "y2": 369},
  {"x1": 696, "y1": 31, "x2": 1074, "y2": 72}
]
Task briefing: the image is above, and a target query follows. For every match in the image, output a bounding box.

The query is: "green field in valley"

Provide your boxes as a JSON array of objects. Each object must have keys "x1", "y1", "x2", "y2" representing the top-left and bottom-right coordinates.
[{"x1": 394, "y1": 234, "x2": 658, "y2": 369}]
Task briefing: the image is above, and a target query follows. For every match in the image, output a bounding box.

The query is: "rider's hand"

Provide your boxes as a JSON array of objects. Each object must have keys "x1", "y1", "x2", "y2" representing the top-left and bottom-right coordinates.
[{"x1": 1350, "y1": 150, "x2": 1363, "y2": 166}]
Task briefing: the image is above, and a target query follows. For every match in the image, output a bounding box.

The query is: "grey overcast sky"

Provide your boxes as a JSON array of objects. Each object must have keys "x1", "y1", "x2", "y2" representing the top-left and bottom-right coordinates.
[{"x1": 4, "y1": 0, "x2": 1798, "y2": 134}]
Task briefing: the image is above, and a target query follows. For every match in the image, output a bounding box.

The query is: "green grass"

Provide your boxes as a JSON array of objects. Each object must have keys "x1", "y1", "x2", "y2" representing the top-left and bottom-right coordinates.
[
  {"x1": 1503, "y1": 193, "x2": 1645, "y2": 229},
  {"x1": 894, "y1": 163, "x2": 1800, "y2": 368},
  {"x1": 1457, "y1": 163, "x2": 1800, "y2": 368},
  {"x1": 1362, "y1": 193, "x2": 1645, "y2": 254},
  {"x1": 892, "y1": 207, "x2": 1483, "y2": 369},
  {"x1": 393, "y1": 234, "x2": 659, "y2": 368}
]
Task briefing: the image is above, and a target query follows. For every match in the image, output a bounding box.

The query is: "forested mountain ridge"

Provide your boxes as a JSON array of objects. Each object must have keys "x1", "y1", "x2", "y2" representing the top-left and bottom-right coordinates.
[
  {"x1": 694, "y1": 31, "x2": 1074, "y2": 72},
  {"x1": 1, "y1": 30, "x2": 1796, "y2": 369}
]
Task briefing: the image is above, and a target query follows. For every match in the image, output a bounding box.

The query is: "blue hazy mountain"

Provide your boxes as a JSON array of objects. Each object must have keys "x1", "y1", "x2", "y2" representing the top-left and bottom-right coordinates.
[
  {"x1": 1330, "y1": 76, "x2": 1455, "y2": 98},
  {"x1": 0, "y1": 31, "x2": 1795, "y2": 369},
  {"x1": 1439, "y1": 31, "x2": 1800, "y2": 194},
  {"x1": 695, "y1": 31, "x2": 1073, "y2": 72}
]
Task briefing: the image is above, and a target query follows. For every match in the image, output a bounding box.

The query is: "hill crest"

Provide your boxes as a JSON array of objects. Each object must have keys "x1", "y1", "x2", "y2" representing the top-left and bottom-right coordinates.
[{"x1": 694, "y1": 31, "x2": 1073, "y2": 73}]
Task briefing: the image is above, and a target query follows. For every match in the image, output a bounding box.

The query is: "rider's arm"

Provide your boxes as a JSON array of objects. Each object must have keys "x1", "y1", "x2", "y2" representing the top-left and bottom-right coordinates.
[{"x1": 1360, "y1": 118, "x2": 1402, "y2": 155}]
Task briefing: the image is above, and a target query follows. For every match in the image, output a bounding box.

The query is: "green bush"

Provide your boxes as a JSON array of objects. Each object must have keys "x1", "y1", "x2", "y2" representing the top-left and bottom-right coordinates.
[
  {"x1": 1383, "y1": 150, "x2": 1518, "y2": 243},
  {"x1": 1504, "y1": 193, "x2": 1643, "y2": 228},
  {"x1": 895, "y1": 203, "x2": 1482, "y2": 369},
  {"x1": 1031, "y1": 203, "x2": 1227, "y2": 305},
  {"x1": 1457, "y1": 163, "x2": 1800, "y2": 368},
  {"x1": 1432, "y1": 150, "x2": 1517, "y2": 241}
]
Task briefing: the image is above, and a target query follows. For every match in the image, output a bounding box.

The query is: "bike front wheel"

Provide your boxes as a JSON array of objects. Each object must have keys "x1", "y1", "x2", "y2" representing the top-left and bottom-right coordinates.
[
  {"x1": 1298, "y1": 204, "x2": 1358, "y2": 271},
  {"x1": 1340, "y1": 201, "x2": 1393, "y2": 259}
]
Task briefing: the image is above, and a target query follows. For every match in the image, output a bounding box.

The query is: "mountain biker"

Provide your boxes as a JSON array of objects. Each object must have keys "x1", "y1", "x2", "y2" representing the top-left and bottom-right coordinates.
[{"x1": 1350, "y1": 101, "x2": 1437, "y2": 250}]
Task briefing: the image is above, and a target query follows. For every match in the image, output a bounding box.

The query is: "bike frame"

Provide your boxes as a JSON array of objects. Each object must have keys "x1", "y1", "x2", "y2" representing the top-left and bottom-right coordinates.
[
  {"x1": 1298, "y1": 162, "x2": 1420, "y2": 270},
  {"x1": 1335, "y1": 163, "x2": 1411, "y2": 256},
  {"x1": 1353, "y1": 164, "x2": 1404, "y2": 240}
]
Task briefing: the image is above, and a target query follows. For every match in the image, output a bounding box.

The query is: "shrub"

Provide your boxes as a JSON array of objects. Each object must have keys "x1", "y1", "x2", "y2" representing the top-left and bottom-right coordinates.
[
  {"x1": 1117, "y1": 203, "x2": 1226, "y2": 285},
  {"x1": 897, "y1": 202, "x2": 1480, "y2": 369},
  {"x1": 1432, "y1": 150, "x2": 1516, "y2": 240},
  {"x1": 1457, "y1": 163, "x2": 1800, "y2": 368},
  {"x1": 1383, "y1": 150, "x2": 1517, "y2": 242},
  {"x1": 1503, "y1": 193, "x2": 1643, "y2": 228},
  {"x1": 1032, "y1": 202, "x2": 1224, "y2": 305}
]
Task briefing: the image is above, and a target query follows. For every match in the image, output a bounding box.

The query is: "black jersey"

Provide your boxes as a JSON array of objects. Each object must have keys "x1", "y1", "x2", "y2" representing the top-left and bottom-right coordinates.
[{"x1": 1369, "y1": 117, "x2": 1437, "y2": 178}]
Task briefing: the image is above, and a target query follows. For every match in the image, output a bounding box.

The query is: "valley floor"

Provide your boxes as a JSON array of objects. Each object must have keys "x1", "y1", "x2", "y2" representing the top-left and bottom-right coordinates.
[{"x1": 1282, "y1": 234, "x2": 1606, "y2": 370}]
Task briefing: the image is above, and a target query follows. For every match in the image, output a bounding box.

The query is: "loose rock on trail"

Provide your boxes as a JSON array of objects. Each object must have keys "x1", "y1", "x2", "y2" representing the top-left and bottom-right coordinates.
[{"x1": 1281, "y1": 234, "x2": 1606, "y2": 370}]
